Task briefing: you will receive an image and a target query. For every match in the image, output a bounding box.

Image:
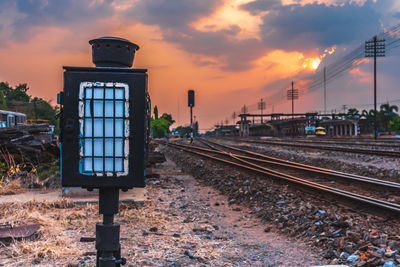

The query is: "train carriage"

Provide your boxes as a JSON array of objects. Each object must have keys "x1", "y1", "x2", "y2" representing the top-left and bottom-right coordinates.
[{"x1": 0, "y1": 110, "x2": 27, "y2": 128}]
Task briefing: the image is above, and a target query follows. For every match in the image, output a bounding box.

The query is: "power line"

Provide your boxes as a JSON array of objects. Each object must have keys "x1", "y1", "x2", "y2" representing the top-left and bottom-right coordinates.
[{"x1": 223, "y1": 22, "x2": 400, "y2": 126}]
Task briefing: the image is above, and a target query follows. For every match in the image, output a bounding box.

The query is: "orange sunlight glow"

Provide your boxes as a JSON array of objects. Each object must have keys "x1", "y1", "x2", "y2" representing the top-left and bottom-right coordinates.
[
  {"x1": 302, "y1": 45, "x2": 336, "y2": 70},
  {"x1": 190, "y1": 0, "x2": 262, "y2": 40},
  {"x1": 302, "y1": 57, "x2": 321, "y2": 70}
]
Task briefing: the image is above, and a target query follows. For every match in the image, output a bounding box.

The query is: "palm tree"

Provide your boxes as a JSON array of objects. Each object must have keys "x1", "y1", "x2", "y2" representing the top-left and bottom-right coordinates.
[
  {"x1": 346, "y1": 108, "x2": 360, "y2": 120},
  {"x1": 380, "y1": 103, "x2": 399, "y2": 115},
  {"x1": 380, "y1": 103, "x2": 399, "y2": 133},
  {"x1": 359, "y1": 109, "x2": 375, "y2": 134},
  {"x1": 360, "y1": 109, "x2": 369, "y2": 120}
]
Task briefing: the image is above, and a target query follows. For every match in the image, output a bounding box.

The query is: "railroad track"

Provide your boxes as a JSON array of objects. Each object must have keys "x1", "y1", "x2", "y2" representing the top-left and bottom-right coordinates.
[
  {"x1": 255, "y1": 138, "x2": 400, "y2": 149},
  {"x1": 198, "y1": 138, "x2": 400, "y2": 189},
  {"x1": 232, "y1": 138, "x2": 400, "y2": 157},
  {"x1": 166, "y1": 140, "x2": 400, "y2": 215},
  {"x1": 276, "y1": 137, "x2": 400, "y2": 144}
]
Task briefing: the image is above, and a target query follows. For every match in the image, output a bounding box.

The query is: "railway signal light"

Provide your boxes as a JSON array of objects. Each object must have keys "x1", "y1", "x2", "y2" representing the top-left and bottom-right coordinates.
[
  {"x1": 60, "y1": 37, "x2": 147, "y2": 189},
  {"x1": 188, "y1": 90, "x2": 195, "y2": 143},
  {"x1": 58, "y1": 36, "x2": 148, "y2": 266},
  {"x1": 188, "y1": 90, "x2": 195, "y2": 107}
]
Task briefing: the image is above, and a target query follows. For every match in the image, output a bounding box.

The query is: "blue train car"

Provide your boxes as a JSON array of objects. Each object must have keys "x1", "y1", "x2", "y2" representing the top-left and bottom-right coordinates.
[{"x1": 0, "y1": 110, "x2": 27, "y2": 128}]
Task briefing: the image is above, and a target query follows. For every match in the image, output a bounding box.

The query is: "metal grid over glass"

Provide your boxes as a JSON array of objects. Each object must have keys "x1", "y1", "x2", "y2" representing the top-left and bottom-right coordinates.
[{"x1": 78, "y1": 82, "x2": 129, "y2": 176}]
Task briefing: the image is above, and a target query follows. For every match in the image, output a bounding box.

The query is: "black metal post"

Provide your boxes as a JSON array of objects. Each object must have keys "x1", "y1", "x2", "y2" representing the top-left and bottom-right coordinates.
[
  {"x1": 190, "y1": 106, "x2": 193, "y2": 143},
  {"x1": 323, "y1": 67, "x2": 327, "y2": 115},
  {"x1": 373, "y1": 36, "x2": 377, "y2": 140},
  {"x1": 96, "y1": 188, "x2": 125, "y2": 267},
  {"x1": 292, "y1": 81, "x2": 294, "y2": 138}
]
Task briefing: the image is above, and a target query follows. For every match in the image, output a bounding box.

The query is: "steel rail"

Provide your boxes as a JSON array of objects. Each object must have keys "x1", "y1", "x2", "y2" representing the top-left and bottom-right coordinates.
[
  {"x1": 254, "y1": 139, "x2": 400, "y2": 149},
  {"x1": 167, "y1": 142, "x2": 400, "y2": 214},
  {"x1": 197, "y1": 138, "x2": 400, "y2": 189},
  {"x1": 273, "y1": 137, "x2": 400, "y2": 144},
  {"x1": 236, "y1": 139, "x2": 400, "y2": 157}
]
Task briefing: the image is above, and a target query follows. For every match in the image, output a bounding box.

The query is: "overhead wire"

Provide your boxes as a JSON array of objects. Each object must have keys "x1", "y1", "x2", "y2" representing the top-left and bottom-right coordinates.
[{"x1": 219, "y1": 22, "x2": 400, "y2": 126}]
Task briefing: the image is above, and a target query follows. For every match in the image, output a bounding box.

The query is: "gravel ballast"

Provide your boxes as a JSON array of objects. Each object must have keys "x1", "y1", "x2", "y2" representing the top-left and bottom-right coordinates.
[{"x1": 164, "y1": 143, "x2": 400, "y2": 266}]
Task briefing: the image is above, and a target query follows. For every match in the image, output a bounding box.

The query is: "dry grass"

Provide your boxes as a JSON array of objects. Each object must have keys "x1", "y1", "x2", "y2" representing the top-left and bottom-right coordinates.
[
  {"x1": 0, "y1": 199, "x2": 92, "y2": 266},
  {"x1": 0, "y1": 179, "x2": 26, "y2": 195}
]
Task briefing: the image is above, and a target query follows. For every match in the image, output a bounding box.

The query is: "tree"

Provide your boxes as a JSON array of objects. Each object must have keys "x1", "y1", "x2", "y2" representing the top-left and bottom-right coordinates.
[
  {"x1": 379, "y1": 103, "x2": 398, "y2": 133},
  {"x1": 194, "y1": 121, "x2": 199, "y2": 136},
  {"x1": 175, "y1": 126, "x2": 191, "y2": 137},
  {"x1": 28, "y1": 97, "x2": 57, "y2": 125},
  {"x1": 150, "y1": 118, "x2": 170, "y2": 138},
  {"x1": 359, "y1": 109, "x2": 375, "y2": 134},
  {"x1": 150, "y1": 109, "x2": 174, "y2": 138},
  {"x1": 153, "y1": 105, "x2": 159, "y2": 120},
  {"x1": 8, "y1": 83, "x2": 30, "y2": 105},
  {"x1": 346, "y1": 108, "x2": 359, "y2": 120},
  {"x1": 160, "y1": 113, "x2": 175, "y2": 125},
  {"x1": 0, "y1": 82, "x2": 58, "y2": 130},
  {"x1": 389, "y1": 116, "x2": 400, "y2": 134}
]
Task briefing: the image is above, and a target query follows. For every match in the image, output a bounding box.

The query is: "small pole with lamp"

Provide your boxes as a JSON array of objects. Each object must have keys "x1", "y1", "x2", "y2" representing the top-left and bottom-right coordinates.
[
  {"x1": 188, "y1": 90, "x2": 195, "y2": 143},
  {"x1": 58, "y1": 37, "x2": 148, "y2": 266}
]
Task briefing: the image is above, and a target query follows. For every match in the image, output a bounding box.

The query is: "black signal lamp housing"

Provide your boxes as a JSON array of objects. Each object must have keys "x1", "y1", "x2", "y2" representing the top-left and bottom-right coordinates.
[
  {"x1": 58, "y1": 37, "x2": 150, "y2": 266},
  {"x1": 59, "y1": 37, "x2": 147, "y2": 190}
]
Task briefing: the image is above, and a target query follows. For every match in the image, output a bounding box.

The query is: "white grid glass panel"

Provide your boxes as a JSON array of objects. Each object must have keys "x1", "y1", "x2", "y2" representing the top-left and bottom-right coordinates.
[{"x1": 78, "y1": 82, "x2": 130, "y2": 176}]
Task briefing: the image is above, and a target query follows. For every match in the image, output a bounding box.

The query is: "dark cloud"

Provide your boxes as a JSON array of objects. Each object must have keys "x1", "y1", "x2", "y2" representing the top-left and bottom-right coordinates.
[
  {"x1": 241, "y1": 0, "x2": 282, "y2": 15},
  {"x1": 127, "y1": 0, "x2": 266, "y2": 71},
  {"x1": 127, "y1": 0, "x2": 222, "y2": 30},
  {"x1": 9, "y1": 0, "x2": 115, "y2": 41},
  {"x1": 245, "y1": 0, "x2": 389, "y2": 50},
  {"x1": 1, "y1": 0, "x2": 397, "y2": 72},
  {"x1": 128, "y1": 0, "x2": 396, "y2": 71},
  {"x1": 162, "y1": 26, "x2": 266, "y2": 71}
]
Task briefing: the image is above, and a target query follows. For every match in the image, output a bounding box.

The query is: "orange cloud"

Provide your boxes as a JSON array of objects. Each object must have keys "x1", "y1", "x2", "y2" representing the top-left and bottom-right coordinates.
[
  {"x1": 352, "y1": 58, "x2": 370, "y2": 66},
  {"x1": 348, "y1": 67, "x2": 372, "y2": 83},
  {"x1": 190, "y1": 0, "x2": 263, "y2": 40},
  {"x1": 282, "y1": 0, "x2": 373, "y2": 6}
]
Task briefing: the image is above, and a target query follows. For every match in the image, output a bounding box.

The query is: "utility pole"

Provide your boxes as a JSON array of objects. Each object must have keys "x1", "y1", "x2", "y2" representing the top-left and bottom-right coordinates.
[
  {"x1": 287, "y1": 81, "x2": 299, "y2": 137},
  {"x1": 323, "y1": 67, "x2": 327, "y2": 114},
  {"x1": 242, "y1": 105, "x2": 248, "y2": 130},
  {"x1": 258, "y1": 98, "x2": 266, "y2": 124},
  {"x1": 242, "y1": 105, "x2": 248, "y2": 114},
  {"x1": 342, "y1": 104, "x2": 347, "y2": 114},
  {"x1": 365, "y1": 35, "x2": 385, "y2": 140},
  {"x1": 232, "y1": 112, "x2": 236, "y2": 125}
]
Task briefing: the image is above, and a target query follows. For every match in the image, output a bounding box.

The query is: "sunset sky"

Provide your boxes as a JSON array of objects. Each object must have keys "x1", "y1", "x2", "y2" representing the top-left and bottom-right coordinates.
[{"x1": 1, "y1": 0, "x2": 400, "y2": 130}]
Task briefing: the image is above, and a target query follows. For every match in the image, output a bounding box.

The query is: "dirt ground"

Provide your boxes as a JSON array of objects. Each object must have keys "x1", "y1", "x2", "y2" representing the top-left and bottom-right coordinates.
[{"x1": 0, "y1": 155, "x2": 324, "y2": 266}]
